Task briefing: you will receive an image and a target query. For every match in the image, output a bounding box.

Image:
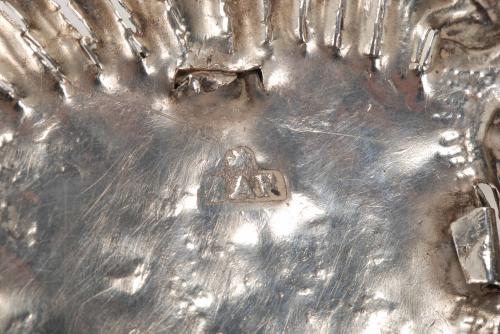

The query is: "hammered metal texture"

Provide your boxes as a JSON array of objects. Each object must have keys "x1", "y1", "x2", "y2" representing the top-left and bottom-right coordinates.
[{"x1": 0, "y1": 0, "x2": 499, "y2": 333}]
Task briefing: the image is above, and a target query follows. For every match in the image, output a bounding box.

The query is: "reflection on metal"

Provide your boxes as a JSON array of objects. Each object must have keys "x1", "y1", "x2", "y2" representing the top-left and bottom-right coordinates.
[
  {"x1": 451, "y1": 183, "x2": 500, "y2": 286},
  {"x1": 410, "y1": 29, "x2": 439, "y2": 73},
  {"x1": 451, "y1": 207, "x2": 500, "y2": 285}
]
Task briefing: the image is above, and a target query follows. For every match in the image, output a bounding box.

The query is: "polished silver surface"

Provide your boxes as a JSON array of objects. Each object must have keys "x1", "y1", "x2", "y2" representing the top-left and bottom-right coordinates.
[
  {"x1": 0, "y1": 0, "x2": 500, "y2": 333},
  {"x1": 451, "y1": 206, "x2": 500, "y2": 286},
  {"x1": 450, "y1": 182, "x2": 500, "y2": 287}
]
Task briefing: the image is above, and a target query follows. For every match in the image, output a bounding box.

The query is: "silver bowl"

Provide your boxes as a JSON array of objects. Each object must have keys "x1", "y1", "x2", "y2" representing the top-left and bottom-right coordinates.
[{"x1": 0, "y1": 0, "x2": 499, "y2": 332}]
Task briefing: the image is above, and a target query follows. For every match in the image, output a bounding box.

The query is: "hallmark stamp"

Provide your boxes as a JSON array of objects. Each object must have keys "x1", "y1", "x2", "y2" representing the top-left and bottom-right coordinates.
[{"x1": 205, "y1": 146, "x2": 287, "y2": 204}]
